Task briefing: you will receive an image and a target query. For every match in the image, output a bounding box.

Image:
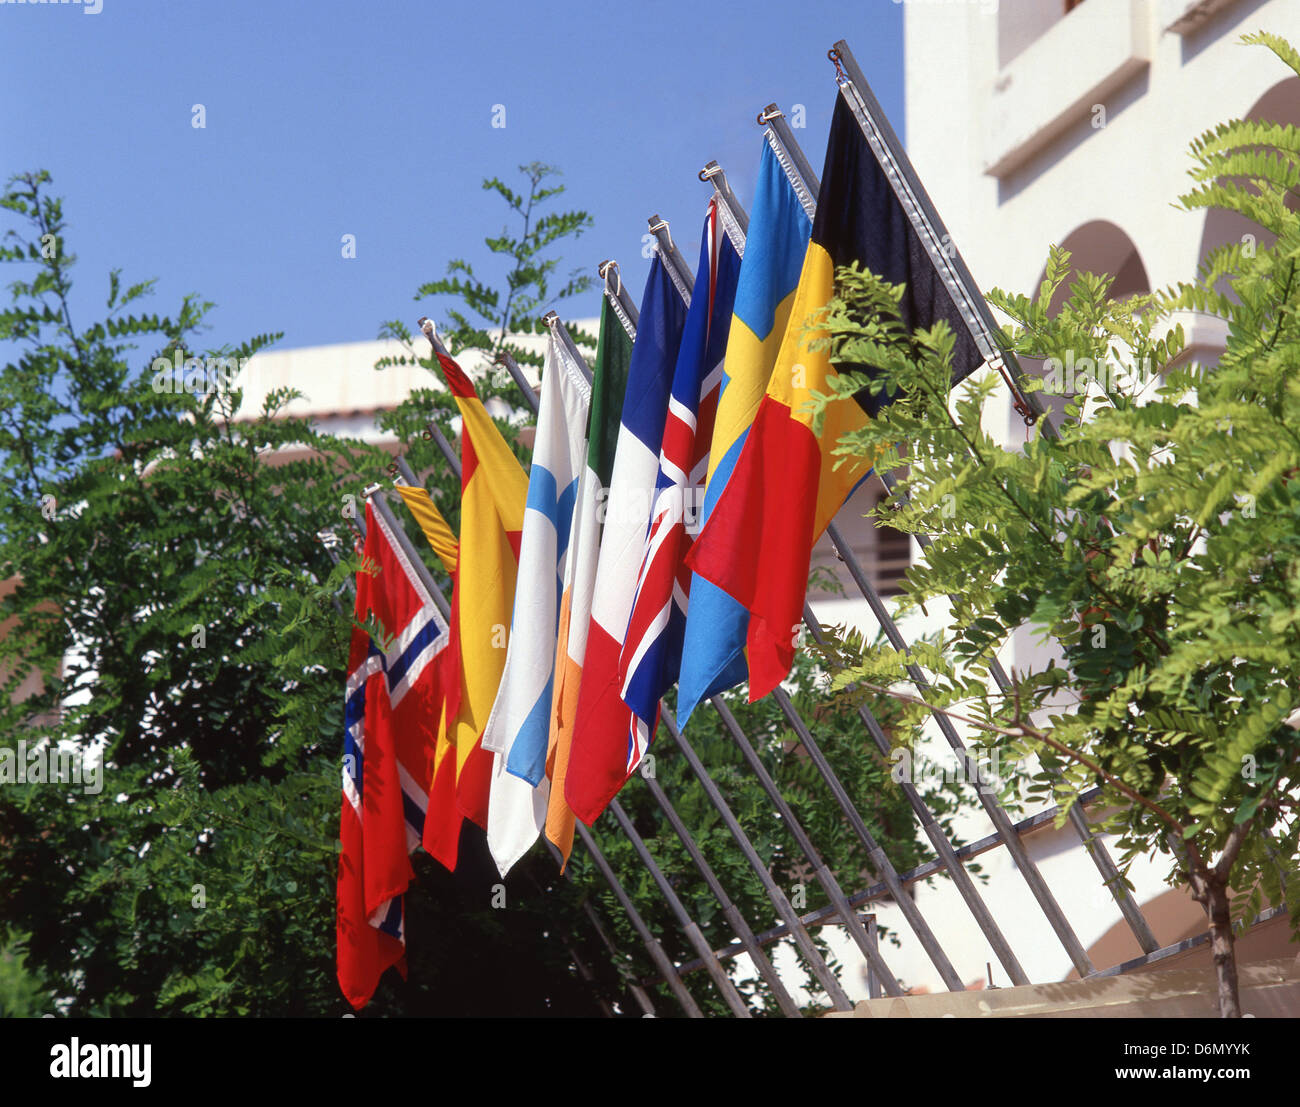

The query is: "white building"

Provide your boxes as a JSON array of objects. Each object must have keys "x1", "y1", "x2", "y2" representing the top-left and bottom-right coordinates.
[{"x1": 837, "y1": 0, "x2": 1300, "y2": 1000}]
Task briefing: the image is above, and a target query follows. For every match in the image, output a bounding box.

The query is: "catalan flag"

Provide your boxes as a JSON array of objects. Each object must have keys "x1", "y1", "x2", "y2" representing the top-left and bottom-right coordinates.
[
  {"x1": 420, "y1": 350, "x2": 527, "y2": 870},
  {"x1": 685, "y1": 94, "x2": 983, "y2": 701},
  {"x1": 677, "y1": 139, "x2": 811, "y2": 725}
]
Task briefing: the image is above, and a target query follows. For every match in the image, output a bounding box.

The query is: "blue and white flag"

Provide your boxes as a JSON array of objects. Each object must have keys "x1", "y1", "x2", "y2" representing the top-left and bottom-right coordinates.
[{"x1": 482, "y1": 333, "x2": 590, "y2": 876}]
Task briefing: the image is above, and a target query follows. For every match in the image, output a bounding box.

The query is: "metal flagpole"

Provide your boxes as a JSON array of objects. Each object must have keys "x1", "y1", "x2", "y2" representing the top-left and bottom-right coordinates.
[
  {"x1": 575, "y1": 896, "x2": 659, "y2": 1017},
  {"x1": 799, "y1": 601, "x2": 1029, "y2": 984},
  {"x1": 636, "y1": 767, "x2": 804, "y2": 1017},
  {"x1": 647, "y1": 215, "x2": 695, "y2": 304},
  {"x1": 762, "y1": 97, "x2": 1096, "y2": 979},
  {"x1": 703, "y1": 155, "x2": 967, "y2": 992},
  {"x1": 699, "y1": 161, "x2": 748, "y2": 247},
  {"x1": 607, "y1": 798, "x2": 753, "y2": 1017},
  {"x1": 700, "y1": 695, "x2": 904, "y2": 996},
  {"x1": 823, "y1": 41, "x2": 1159, "y2": 959},
  {"x1": 828, "y1": 41, "x2": 1041, "y2": 426},
  {"x1": 575, "y1": 822, "x2": 703, "y2": 1016},
  {"x1": 753, "y1": 121, "x2": 1025, "y2": 986},
  {"x1": 598, "y1": 260, "x2": 640, "y2": 338},
  {"x1": 536, "y1": 839, "x2": 658, "y2": 1017},
  {"x1": 596, "y1": 268, "x2": 855, "y2": 1010}
]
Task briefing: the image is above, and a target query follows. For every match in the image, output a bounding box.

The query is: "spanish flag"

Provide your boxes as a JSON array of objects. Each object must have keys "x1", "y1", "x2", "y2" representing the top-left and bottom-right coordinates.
[
  {"x1": 420, "y1": 351, "x2": 527, "y2": 869},
  {"x1": 685, "y1": 94, "x2": 982, "y2": 701}
]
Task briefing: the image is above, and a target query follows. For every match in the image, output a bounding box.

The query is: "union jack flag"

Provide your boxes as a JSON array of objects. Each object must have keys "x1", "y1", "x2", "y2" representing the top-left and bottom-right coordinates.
[{"x1": 619, "y1": 198, "x2": 742, "y2": 760}]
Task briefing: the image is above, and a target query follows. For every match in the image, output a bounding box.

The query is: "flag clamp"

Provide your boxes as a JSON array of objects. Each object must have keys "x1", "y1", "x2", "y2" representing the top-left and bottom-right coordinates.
[
  {"x1": 598, "y1": 258, "x2": 621, "y2": 295},
  {"x1": 828, "y1": 47, "x2": 847, "y2": 86}
]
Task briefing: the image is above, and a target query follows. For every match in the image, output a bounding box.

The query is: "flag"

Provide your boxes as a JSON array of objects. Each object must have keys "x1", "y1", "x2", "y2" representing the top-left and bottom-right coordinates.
[
  {"x1": 564, "y1": 254, "x2": 687, "y2": 825},
  {"x1": 677, "y1": 140, "x2": 811, "y2": 725},
  {"x1": 393, "y1": 482, "x2": 459, "y2": 575},
  {"x1": 420, "y1": 350, "x2": 527, "y2": 869},
  {"x1": 391, "y1": 483, "x2": 464, "y2": 869},
  {"x1": 544, "y1": 298, "x2": 633, "y2": 865},
  {"x1": 337, "y1": 499, "x2": 450, "y2": 1010},
  {"x1": 685, "y1": 94, "x2": 983, "y2": 701},
  {"x1": 620, "y1": 198, "x2": 741, "y2": 726},
  {"x1": 479, "y1": 334, "x2": 591, "y2": 876}
]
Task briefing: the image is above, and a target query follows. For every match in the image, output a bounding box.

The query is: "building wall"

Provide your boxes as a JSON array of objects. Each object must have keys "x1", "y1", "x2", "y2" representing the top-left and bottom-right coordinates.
[{"x1": 850, "y1": 0, "x2": 1300, "y2": 995}]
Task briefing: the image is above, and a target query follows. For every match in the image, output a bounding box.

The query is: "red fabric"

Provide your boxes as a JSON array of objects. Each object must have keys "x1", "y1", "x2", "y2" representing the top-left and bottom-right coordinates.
[
  {"x1": 336, "y1": 502, "x2": 445, "y2": 1009},
  {"x1": 564, "y1": 621, "x2": 658, "y2": 825},
  {"x1": 437, "y1": 350, "x2": 477, "y2": 398},
  {"x1": 336, "y1": 799, "x2": 406, "y2": 1010},
  {"x1": 684, "y1": 396, "x2": 820, "y2": 701}
]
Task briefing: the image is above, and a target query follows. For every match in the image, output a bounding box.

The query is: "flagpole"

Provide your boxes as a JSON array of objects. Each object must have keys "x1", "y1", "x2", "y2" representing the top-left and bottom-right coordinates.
[
  {"x1": 575, "y1": 823, "x2": 703, "y2": 1017},
  {"x1": 636, "y1": 768, "x2": 804, "y2": 1017},
  {"x1": 757, "y1": 105, "x2": 820, "y2": 221},
  {"x1": 538, "y1": 840, "x2": 658, "y2": 1017},
  {"x1": 647, "y1": 215, "x2": 695, "y2": 305},
  {"x1": 799, "y1": 53, "x2": 1160, "y2": 956},
  {"x1": 542, "y1": 312, "x2": 595, "y2": 389},
  {"x1": 608, "y1": 799, "x2": 753, "y2": 1018},
  {"x1": 699, "y1": 161, "x2": 748, "y2": 252},
  {"x1": 828, "y1": 40, "x2": 1042, "y2": 428},
  {"x1": 693, "y1": 158, "x2": 969, "y2": 992},
  {"x1": 587, "y1": 284, "x2": 854, "y2": 1010},
  {"x1": 599, "y1": 260, "x2": 639, "y2": 341},
  {"x1": 761, "y1": 98, "x2": 1109, "y2": 981}
]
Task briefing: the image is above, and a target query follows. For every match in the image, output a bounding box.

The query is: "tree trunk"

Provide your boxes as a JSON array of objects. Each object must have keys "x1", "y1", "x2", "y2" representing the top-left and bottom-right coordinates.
[{"x1": 1202, "y1": 875, "x2": 1241, "y2": 1018}]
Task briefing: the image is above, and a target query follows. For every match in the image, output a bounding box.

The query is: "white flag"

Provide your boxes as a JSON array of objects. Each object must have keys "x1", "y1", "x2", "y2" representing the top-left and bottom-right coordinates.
[{"x1": 484, "y1": 333, "x2": 590, "y2": 876}]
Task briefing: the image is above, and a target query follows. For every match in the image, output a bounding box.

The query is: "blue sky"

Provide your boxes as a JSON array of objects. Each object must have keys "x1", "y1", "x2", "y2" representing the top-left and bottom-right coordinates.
[{"x1": 1, "y1": 0, "x2": 905, "y2": 353}]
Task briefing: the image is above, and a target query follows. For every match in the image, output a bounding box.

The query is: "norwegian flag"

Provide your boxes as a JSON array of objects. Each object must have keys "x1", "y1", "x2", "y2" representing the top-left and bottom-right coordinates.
[
  {"x1": 620, "y1": 199, "x2": 742, "y2": 745},
  {"x1": 337, "y1": 499, "x2": 449, "y2": 1010}
]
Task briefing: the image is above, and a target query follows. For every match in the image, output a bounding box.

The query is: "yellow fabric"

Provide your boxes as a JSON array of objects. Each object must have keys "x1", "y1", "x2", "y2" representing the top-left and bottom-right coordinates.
[
  {"x1": 449, "y1": 392, "x2": 528, "y2": 779},
  {"x1": 765, "y1": 241, "x2": 873, "y2": 537},
  {"x1": 704, "y1": 285, "x2": 798, "y2": 486},
  {"x1": 392, "y1": 482, "x2": 459, "y2": 575}
]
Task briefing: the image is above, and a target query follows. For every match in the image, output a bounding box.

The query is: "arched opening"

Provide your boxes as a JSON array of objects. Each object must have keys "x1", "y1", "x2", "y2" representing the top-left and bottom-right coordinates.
[
  {"x1": 1195, "y1": 77, "x2": 1300, "y2": 281},
  {"x1": 1023, "y1": 220, "x2": 1151, "y2": 429}
]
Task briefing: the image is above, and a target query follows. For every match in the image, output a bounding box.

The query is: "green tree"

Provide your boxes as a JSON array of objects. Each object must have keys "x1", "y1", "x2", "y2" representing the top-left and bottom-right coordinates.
[
  {"x1": 813, "y1": 32, "x2": 1300, "y2": 1018},
  {"x1": 0, "y1": 170, "x2": 608, "y2": 1017}
]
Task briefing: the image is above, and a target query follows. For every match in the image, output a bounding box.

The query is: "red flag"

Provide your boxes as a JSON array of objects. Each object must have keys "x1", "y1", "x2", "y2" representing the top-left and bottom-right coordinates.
[{"x1": 336, "y1": 500, "x2": 450, "y2": 1009}]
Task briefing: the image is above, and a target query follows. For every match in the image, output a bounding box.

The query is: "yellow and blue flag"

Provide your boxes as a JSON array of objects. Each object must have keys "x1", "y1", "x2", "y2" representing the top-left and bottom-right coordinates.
[{"x1": 676, "y1": 140, "x2": 810, "y2": 724}]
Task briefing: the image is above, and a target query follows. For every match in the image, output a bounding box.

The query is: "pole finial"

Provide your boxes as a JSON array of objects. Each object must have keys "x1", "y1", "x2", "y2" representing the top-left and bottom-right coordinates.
[
  {"x1": 417, "y1": 316, "x2": 437, "y2": 344},
  {"x1": 757, "y1": 103, "x2": 783, "y2": 125}
]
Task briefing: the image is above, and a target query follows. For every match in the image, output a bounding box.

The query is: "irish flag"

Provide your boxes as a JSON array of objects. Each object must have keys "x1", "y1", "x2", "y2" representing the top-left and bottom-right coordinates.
[
  {"x1": 564, "y1": 255, "x2": 686, "y2": 826},
  {"x1": 544, "y1": 297, "x2": 633, "y2": 864}
]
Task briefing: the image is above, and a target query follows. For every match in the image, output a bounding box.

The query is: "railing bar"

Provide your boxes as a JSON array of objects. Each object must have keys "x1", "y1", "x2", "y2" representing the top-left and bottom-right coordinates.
[{"x1": 608, "y1": 798, "x2": 753, "y2": 1018}]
